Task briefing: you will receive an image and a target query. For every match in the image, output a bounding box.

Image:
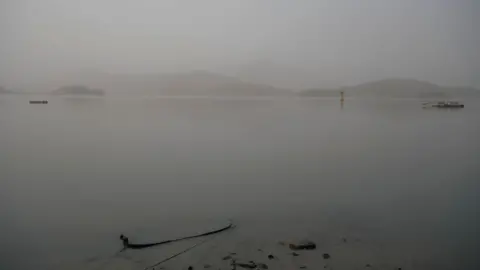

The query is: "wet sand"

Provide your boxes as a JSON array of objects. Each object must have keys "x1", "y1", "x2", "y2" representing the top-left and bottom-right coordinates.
[{"x1": 82, "y1": 218, "x2": 428, "y2": 270}]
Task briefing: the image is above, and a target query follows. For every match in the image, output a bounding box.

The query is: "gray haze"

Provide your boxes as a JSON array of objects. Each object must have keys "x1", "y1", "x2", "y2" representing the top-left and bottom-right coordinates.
[
  {"x1": 1, "y1": 0, "x2": 479, "y2": 90},
  {"x1": 1, "y1": 97, "x2": 480, "y2": 269}
]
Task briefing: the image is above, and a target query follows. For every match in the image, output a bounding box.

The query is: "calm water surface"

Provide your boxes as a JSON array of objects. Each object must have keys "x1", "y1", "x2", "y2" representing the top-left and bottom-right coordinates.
[{"x1": 1, "y1": 96, "x2": 479, "y2": 269}]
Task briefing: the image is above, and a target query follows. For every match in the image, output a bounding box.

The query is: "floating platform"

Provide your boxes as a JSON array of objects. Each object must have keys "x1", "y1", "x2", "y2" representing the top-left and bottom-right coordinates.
[{"x1": 29, "y1": 100, "x2": 48, "y2": 104}]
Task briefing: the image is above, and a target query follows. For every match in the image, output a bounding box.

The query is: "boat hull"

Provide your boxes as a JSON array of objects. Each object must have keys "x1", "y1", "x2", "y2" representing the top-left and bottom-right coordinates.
[{"x1": 432, "y1": 104, "x2": 464, "y2": 108}]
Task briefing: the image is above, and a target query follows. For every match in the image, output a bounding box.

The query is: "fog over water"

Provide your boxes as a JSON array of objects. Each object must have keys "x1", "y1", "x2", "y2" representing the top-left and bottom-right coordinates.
[
  {"x1": 1, "y1": 97, "x2": 479, "y2": 269},
  {"x1": 1, "y1": 1, "x2": 480, "y2": 270}
]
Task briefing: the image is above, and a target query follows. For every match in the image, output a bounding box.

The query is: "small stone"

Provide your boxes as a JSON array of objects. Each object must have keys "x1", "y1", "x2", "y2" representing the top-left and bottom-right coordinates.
[
  {"x1": 278, "y1": 241, "x2": 286, "y2": 246},
  {"x1": 223, "y1": 255, "x2": 232, "y2": 260},
  {"x1": 299, "y1": 266, "x2": 307, "y2": 269},
  {"x1": 256, "y1": 263, "x2": 268, "y2": 269},
  {"x1": 257, "y1": 249, "x2": 263, "y2": 252},
  {"x1": 291, "y1": 252, "x2": 299, "y2": 256},
  {"x1": 267, "y1": 255, "x2": 274, "y2": 260},
  {"x1": 234, "y1": 262, "x2": 256, "y2": 269},
  {"x1": 289, "y1": 241, "x2": 316, "y2": 250},
  {"x1": 188, "y1": 267, "x2": 193, "y2": 270},
  {"x1": 365, "y1": 264, "x2": 371, "y2": 267},
  {"x1": 342, "y1": 238, "x2": 347, "y2": 243},
  {"x1": 322, "y1": 253, "x2": 330, "y2": 259},
  {"x1": 397, "y1": 268, "x2": 402, "y2": 270}
]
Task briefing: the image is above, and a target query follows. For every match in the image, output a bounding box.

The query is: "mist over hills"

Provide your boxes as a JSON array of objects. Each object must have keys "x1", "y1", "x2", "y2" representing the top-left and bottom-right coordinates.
[
  {"x1": 62, "y1": 70, "x2": 290, "y2": 96},
  {"x1": 2, "y1": 72, "x2": 478, "y2": 98},
  {"x1": 52, "y1": 85, "x2": 105, "y2": 96},
  {"x1": 55, "y1": 71, "x2": 480, "y2": 98},
  {"x1": 299, "y1": 78, "x2": 480, "y2": 98}
]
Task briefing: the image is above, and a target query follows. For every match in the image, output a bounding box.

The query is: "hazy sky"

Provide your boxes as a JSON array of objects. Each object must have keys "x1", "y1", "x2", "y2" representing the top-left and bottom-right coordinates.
[{"x1": 1, "y1": 0, "x2": 479, "y2": 89}]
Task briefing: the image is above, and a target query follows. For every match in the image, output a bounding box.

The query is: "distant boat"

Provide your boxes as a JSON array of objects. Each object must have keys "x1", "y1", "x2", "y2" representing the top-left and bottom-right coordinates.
[
  {"x1": 423, "y1": 101, "x2": 464, "y2": 108},
  {"x1": 29, "y1": 100, "x2": 48, "y2": 104}
]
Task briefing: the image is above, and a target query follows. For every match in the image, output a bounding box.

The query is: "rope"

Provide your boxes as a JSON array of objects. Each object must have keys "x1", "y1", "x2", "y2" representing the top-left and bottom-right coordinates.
[
  {"x1": 143, "y1": 237, "x2": 211, "y2": 270},
  {"x1": 143, "y1": 223, "x2": 236, "y2": 270},
  {"x1": 91, "y1": 248, "x2": 125, "y2": 270}
]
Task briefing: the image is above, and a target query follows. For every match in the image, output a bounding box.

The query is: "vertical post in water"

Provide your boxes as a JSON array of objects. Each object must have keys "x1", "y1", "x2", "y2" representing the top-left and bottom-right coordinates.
[{"x1": 340, "y1": 91, "x2": 345, "y2": 109}]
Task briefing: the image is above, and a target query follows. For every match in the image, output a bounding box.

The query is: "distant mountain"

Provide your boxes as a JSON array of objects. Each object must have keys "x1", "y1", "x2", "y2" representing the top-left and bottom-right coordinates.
[
  {"x1": 52, "y1": 85, "x2": 105, "y2": 96},
  {"x1": 66, "y1": 70, "x2": 291, "y2": 96},
  {"x1": 299, "y1": 88, "x2": 342, "y2": 97},
  {"x1": 232, "y1": 61, "x2": 321, "y2": 89},
  {"x1": 299, "y1": 79, "x2": 480, "y2": 98}
]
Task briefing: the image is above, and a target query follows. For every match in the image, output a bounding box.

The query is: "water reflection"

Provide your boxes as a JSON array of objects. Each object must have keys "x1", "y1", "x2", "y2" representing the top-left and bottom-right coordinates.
[{"x1": 0, "y1": 97, "x2": 478, "y2": 270}]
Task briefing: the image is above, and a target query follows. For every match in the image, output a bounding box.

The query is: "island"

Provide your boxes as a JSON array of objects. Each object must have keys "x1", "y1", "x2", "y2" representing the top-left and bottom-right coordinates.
[
  {"x1": 0, "y1": 86, "x2": 14, "y2": 94},
  {"x1": 52, "y1": 85, "x2": 105, "y2": 96},
  {"x1": 65, "y1": 70, "x2": 291, "y2": 96}
]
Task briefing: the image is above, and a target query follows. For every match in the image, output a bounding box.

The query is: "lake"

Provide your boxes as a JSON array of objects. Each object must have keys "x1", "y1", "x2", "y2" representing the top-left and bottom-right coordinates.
[{"x1": 1, "y1": 96, "x2": 479, "y2": 270}]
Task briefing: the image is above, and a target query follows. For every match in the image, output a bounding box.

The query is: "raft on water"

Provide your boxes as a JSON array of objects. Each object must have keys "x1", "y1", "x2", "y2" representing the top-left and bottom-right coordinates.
[{"x1": 29, "y1": 100, "x2": 48, "y2": 104}]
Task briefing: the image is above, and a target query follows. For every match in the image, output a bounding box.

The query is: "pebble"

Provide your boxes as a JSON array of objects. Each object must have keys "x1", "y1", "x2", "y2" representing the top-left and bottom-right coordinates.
[
  {"x1": 322, "y1": 253, "x2": 331, "y2": 259},
  {"x1": 289, "y1": 241, "x2": 316, "y2": 250},
  {"x1": 188, "y1": 266, "x2": 193, "y2": 270},
  {"x1": 234, "y1": 262, "x2": 256, "y2": 269},
  {"x1": 258, "y1": 263, "x2": 269, "y2": 269},
  {"x1": 300, "y1": 266, "x2": 307, "y2": 269},
  {"x1": 291, "y1": 252, "x2": 299, "y2": 256},
  {"x1": 267, "y1": 255, "x2": 275, "y2": 260}
]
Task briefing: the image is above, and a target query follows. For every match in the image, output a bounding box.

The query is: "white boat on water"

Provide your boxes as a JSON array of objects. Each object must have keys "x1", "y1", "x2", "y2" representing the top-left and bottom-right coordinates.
[{"x1": 424, "y1": 101, "x2": 464, "y2": 108}]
